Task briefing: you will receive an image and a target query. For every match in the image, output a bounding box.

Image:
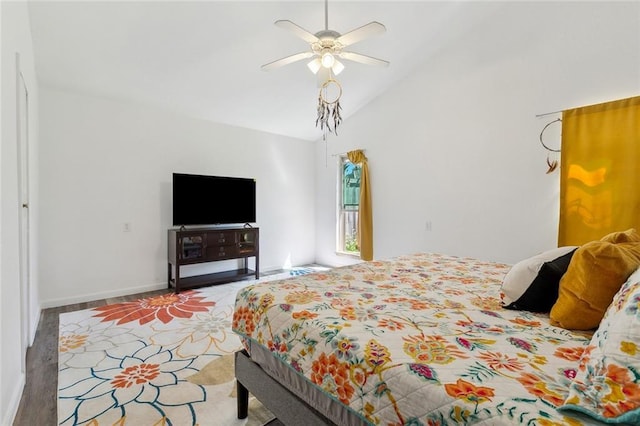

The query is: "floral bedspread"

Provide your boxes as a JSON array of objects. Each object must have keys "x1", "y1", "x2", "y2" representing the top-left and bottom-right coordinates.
[{"x1": 232, "y1": 253, "x2": 603, "y2": 425}]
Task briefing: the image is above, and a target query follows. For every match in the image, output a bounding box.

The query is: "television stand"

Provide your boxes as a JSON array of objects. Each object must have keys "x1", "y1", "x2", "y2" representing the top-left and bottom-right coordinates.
[{"x1": 168, "y1": 227, "x2": 259, "y2": 293}]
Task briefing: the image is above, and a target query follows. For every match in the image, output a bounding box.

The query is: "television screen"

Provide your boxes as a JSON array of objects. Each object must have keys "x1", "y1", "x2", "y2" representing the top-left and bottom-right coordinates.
[{"x1": 172, "y1": 173, "x2": 256, "y2": 226}]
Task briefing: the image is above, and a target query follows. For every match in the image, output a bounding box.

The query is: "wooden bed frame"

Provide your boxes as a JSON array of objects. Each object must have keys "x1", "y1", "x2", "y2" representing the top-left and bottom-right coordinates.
[{"x1": 235, "y1": 350, "x2": 339, "y2": 426}]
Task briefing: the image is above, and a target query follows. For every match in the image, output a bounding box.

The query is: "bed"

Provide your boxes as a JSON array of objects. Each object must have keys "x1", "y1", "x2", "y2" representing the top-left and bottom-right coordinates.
[{"x1": 231, "y1": 252, "x2": 640, "y2": 425}]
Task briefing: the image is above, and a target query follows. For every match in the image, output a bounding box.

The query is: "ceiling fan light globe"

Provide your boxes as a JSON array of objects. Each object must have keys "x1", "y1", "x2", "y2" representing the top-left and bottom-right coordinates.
[
  {"x1": 321, "y1": 52, "x2": 335, "y2": 68},
  {"x1": 332, "y1": 60, "x2": 345, "y2": 75},
  {"x1": 307, "y1": 58, "x2": 322, "y2": 74}
]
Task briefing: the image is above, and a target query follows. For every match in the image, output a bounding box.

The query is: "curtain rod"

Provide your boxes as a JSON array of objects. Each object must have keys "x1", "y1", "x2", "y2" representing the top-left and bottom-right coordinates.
[
  {"x1": 330, "y1": 149, "x2": 366, "y2": 157},
  {"x1": 535, "y1": 109, "x2": 563, "y2": 118},
  {"x1": 537, "y1": 95, "x2": 640, "y2": 118},
  {"x1": 536, "y1": 97, "x2": 625, "y2": 118}
]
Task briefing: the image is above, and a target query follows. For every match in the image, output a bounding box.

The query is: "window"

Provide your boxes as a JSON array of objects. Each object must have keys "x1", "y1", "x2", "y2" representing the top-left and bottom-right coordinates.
[{"x1": 337, "y1": 156, "x2": 361, "y2": 255}]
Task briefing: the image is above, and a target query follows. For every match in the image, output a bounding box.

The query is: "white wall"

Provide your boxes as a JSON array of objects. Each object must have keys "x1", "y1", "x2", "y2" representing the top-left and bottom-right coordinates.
[
  {"x1": 1, "y1": 1, "x2": 40, "y2": 424},
  {"x1": 315, "y1": 1, "x2": 640, "y2": 267},
  {"x1": 39, "y1": 88, "x2": 315, "y2": 307}
]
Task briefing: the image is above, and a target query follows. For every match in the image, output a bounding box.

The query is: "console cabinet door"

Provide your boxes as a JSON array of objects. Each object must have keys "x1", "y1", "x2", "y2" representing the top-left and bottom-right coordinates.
[
  {"x1": 238, "y1": 230, "x2": 258, "y2": 255},
  {"x1": 180, "y1": 234, "x2": 205, "y2": 260}
]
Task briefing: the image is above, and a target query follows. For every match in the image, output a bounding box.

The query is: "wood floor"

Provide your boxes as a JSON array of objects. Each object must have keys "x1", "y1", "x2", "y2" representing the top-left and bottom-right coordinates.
[
  {"x1": 12, "y1": 268, "x2": 293, "y2": 426},
  {"x1": 13, "y1": 287, "x2": 172, "y2": 425}
]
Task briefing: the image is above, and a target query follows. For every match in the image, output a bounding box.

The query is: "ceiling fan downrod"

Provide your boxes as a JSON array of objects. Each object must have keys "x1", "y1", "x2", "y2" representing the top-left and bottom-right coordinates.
[{"x1": 324, "y1": 0, "x2": 329, "y2": 31}]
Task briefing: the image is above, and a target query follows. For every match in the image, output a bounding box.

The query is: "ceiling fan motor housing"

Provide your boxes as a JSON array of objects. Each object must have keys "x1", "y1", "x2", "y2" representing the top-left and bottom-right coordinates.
[
  {"x1": 312, "y1": 30, "x2": 343, "y2": 58},
  {"x1": 315, "y1": 29, "x2": 341, "y2": 40}
]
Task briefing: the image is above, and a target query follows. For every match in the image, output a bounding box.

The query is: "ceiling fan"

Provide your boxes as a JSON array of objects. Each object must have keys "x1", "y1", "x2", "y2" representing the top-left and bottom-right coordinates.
[{"x1": 261, "y1": 0, "x2": 389, "y2": 78}]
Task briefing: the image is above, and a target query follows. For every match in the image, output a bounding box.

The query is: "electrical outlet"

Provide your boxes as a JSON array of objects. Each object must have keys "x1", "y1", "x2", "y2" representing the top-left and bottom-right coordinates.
[
  {"x1": 425, "y1": 220, "x2": 432, "y2": 232},
  {"x1": 123, "y1": 223, "x2": 132, "y2": 232}
]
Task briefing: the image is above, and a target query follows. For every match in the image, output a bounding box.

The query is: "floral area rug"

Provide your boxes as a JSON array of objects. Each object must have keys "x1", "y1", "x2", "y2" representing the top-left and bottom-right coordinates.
[{"x1": 57, "y1": 269, "x2": 320, "y2": 426}]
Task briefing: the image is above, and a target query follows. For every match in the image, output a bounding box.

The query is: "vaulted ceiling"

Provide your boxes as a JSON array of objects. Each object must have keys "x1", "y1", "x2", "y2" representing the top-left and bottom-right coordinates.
[{"x1": 28, "y1": 1, "x2": 507, "y2": 141}]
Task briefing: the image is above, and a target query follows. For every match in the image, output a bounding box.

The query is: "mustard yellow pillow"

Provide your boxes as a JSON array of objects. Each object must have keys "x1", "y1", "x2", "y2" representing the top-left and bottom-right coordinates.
[
  {"x1": 600, "y1": 228, "x2": 640, "y2": 243},
  {"x1": 549, "y1": 240, "x2": 640, "y2": 330}
]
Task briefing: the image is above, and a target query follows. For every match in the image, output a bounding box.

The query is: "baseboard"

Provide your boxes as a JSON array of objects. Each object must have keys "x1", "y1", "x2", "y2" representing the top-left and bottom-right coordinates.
[
  {"x1": 39, "y1": 267, "x2": 297, "y2": 309},
  {"x1": 29, "y1": 305, "x2": 40, "y2": 346},
  {"x1": 39, "y1": 282, "x2": 168, "y2": 309},
  {"x1": 2, "y1": 372, "x2": 25, "y2": 426}
]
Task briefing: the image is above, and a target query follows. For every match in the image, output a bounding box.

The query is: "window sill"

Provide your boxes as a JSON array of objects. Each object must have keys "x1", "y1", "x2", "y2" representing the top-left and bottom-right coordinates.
[{"x1": 335, "y1": 251, "x2": 360, "y2": 259}]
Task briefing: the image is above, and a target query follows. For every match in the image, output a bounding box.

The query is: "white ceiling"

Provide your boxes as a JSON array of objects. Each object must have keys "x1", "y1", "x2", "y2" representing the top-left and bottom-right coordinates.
[{"x1": 28, "y1": 1, "x2": 506, "y2": 141}]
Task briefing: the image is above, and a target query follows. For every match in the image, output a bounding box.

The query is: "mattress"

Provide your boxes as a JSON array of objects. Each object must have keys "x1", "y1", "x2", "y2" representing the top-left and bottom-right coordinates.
[{"x1": 232, "y1": 253, "x2": 604, "y2": 425}]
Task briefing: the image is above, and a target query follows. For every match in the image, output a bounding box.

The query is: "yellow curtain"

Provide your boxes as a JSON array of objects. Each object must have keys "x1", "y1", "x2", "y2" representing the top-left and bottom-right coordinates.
[
  {"x1": 558, "y1": 96, "x2": 640, "y2": 246},
  {"x1": 347, "y1": 150, "x2": 373, "y2": 261}
]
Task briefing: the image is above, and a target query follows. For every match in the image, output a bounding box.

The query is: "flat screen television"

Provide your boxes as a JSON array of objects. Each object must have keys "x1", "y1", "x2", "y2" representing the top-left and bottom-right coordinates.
[{"x1": 172, "y1": 173, "x2": 256, "y2": 226}]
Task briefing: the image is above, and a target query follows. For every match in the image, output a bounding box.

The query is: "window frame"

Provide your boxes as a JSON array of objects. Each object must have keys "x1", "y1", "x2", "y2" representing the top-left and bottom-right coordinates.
[{"x1": 336, "y1": 155, "x2": 361, "y2": 257}]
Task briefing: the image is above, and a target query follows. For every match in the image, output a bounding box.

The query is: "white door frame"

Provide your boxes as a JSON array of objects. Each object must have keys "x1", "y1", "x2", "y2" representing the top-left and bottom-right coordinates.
[{"x1": 16, "y1": 52, "x2": 31, "y2": 371}]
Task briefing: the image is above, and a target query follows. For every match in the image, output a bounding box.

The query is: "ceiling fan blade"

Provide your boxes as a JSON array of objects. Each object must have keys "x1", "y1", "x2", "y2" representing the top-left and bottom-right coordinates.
[
  {"x1": 261, "y1": 52, "x2": 315, "y2": 71},
  {"x1": 336, "y1": 21, "x2": 386, "y2": 47},
  {"x1": 339, "y1": 51, "x2": 389, "y2": 67},
  {"x1": 275, "y1": 20, "x2": 319, "y2": 44}
]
